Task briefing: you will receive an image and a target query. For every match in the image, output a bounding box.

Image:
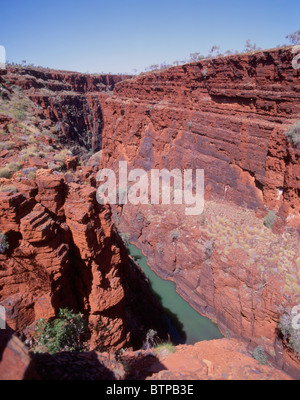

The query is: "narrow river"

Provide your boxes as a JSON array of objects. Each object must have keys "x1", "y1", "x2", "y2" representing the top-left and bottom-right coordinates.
[{"x1": 128, "y1": 243, "x2": 223, "y2": 345}]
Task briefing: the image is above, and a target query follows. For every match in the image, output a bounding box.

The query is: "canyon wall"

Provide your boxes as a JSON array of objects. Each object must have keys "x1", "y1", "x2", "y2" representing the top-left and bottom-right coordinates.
[
  {"x1": 101, "y1": 47, "x2": 300, "y2": 215},
  {"x1": 0, "y1": 68, "x2": 167, "y2": 351},
  {"x1": 0, "y1": 48, "x2": 299, "y2": 377},
  {"x1": 97, "y1": 47, "x2": 300, "y2": 376},
  {"x1": 3, "y1": 67, "x2": 132, "y2": 153},
  {"x1": 0, "y1": 169, "x2": 167, "y2": 350}
]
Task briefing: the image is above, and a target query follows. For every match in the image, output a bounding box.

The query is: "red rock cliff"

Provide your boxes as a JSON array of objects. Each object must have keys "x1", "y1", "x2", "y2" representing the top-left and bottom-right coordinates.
[
  {"x1": 0, "y1": 49, "x2": 299, "y2": 378},
  {"x1": 97, "y1": 47, "x2": 300, "y2": 377}
]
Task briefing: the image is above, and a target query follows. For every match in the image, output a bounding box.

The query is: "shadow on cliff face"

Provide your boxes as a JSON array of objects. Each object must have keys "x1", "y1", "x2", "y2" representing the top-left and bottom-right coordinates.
[
  {"x1": 122, "y1": 257, "x2": 173, "y2": 350},
  {"x1": 30, "y1": 351, "x2": 120, "y2": 380},
  {"x1": 117, "y1": 352, "x2": 167, "y2": 380},
  {"x1": 127, "y1": 252, "x2": 186, "y2": 346},
  {"x1": 1, "y1": 325, "x2": 167, "y2": 380}
]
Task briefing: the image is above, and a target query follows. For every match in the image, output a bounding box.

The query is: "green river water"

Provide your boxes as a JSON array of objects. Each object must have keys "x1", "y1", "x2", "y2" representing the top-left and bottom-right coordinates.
[{"x1": 128, "y1": 243, "x2": 223, "y2": 345}]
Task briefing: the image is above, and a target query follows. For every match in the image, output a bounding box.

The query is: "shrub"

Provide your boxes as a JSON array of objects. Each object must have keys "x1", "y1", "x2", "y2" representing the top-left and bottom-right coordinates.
[
  {"x1": 28, "y1": 135, "x2": 37, "y2": 144},
  {"x1": 28, "y1": 171, "x2": 36, "y2": 180},
  {"x1": 263, "y1": 211, "x2": 277, "y2": 229},
  {"x1": 54, "y1": 150, "x2": 70, "y2": 164},
  {"x1": 7, "y1": 162, "x2": 22, "y2": 173},
  {"x1": 0, "y1": 168, "x2": 11, "y2": 179},
  {"x1": 243, "y1": 40, "x2": 261, "y2": 53},
  {"x1": 11, "y1": 99, "x2": 28, "y2": 121},
  {"x1": 279, "y1": 309, "x2": 300, "y2": 357},
  {"x1": 286, "y1": 30, "x2": 300, "y2": 45},
  {"x1": 0, "y1": 233, "x2": 9, "y2": 254},
  {"x1": 0, "y1": 185, "x2": 18, "y2": 193},
  {"x1": 143, "y1": 329, "x2": 158, "y2": 350},
  {"x1": 32, "y1": 308, "x2": 88, "y2": 354},
  {"x1": 0, "y1": 141, "x2": 14, "y2": 150},
  {"x1": 154, "y1": 341, "x2": 176, "y2": 357},
  {"x1": 252, "y1": 346, "x2": 268, "y2": 365},
  {"x1": 54, "y1": 153, "x2": 66, "y2": 163},
  {"x1": 285, "y1": 123, "x2": 300, "y2": 147}
]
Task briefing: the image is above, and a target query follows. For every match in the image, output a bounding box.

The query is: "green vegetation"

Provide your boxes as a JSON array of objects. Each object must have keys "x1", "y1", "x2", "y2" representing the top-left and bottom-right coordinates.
[
  {"x1": 279, "y1": 310, "x2": 300, "y2": 357},
  {"x1": 144, "y1": 40, "x2": 264, "y2": 72},
  {"x1": 0, "y1": 167, "x2": 11, "y2": 179},
  {"x1": 154, "y1": 341, "x2": 176, "y2": 357},
  {"x1": 32, "y1": 308, "x2": 88, "y2": 354},
  {"x1": 0, "y1": 141, "x2": 14, "y2": 150},
  {"x1": 143, "y1": 329, "x2": 176, "y2": 356},
  {"x1": 285, "y1": 123, "x2": 300, "y2": 147},
  {"x1": 143, "y1": 329, "x2": 158, "y2": 350},
  {"x1": 0, "y1": 185, "x2": 18, "y2": 193},
  {"x1": 20, "y1": 145, "x2": 38, "y2": 160},
  {"x1": 54, "y1": 153, "x2": 66, "y2": 163},
  {"x1": 54, "y1": 149, "x2": 70, "y2": 164},
  {"x1": 263, "y1": 211, "x2": 277, "y2": 229},
  {"x1": 252, "y1": 346, "x2": 268, "y2": 365},
  {"x1": 286, "y1": 30, "x2": 300, "y2": 45},
  {"x1": 28, "y1": 171, "x2": 36, "y2": 180},
  {"x1": 11, "y1": 99, "x2": 29, "y2": 121},
  {"x1": 7, "y1": 162, "x2": 22, "y2": 173},
  {"x1": 0, "y1": 233, "x2": 9, "y2": 254}
]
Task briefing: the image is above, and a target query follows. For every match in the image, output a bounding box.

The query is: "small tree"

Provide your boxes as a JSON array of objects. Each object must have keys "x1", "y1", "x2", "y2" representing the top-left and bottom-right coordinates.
[
  {"x1": 286, "y1": 30, "x2": 300, "y2": 45},
  {"x1": 190, "y1": 52, "x2": 200, "y2": 62},
  {"x1": 208, "y1": 45, "x2": 220, "y2": 58},
  {"x1": 33, "y1": 308, "x2": 88, "y2": 354},
  {"x1": 143, "y1": 329, "x2": 158, "y2": 350},
  {"x1": 145, "y1": 64, "x2": 159, "y2": 72},
  {"x1": 243, "y1": 40, "x2": 261, "y2": 53}
]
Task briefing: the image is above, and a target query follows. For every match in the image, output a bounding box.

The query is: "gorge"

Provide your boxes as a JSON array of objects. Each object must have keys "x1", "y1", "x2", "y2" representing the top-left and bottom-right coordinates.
[{"x1": 0, "y1": 45, "x2": 299, "y2": 379}]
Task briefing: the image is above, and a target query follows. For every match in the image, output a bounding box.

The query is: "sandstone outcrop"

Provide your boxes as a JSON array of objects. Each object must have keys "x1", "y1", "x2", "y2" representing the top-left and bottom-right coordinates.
[{"x1": 0, "y1": 332, "x2": 292, "y2": 380}]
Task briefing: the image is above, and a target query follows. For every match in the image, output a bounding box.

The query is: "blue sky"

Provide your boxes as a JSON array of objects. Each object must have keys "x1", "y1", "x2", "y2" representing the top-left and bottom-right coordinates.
[{"x1": 0, "y1": 0, "x2": 299, "y2": 74}]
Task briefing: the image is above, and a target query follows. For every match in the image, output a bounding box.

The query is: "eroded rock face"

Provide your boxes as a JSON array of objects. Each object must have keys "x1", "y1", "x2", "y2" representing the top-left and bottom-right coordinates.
[
  {"x1": 0, "y1": 48, "x2": 299, "y2": 378},
  {"x1": 0, "y1": 332, "x2": 292, "y2": 380},
  {"x1": 0, "y1": 329, "x2": 38, "y2": 380},
  {"x1": 0, "y1": 169, "x2": 167, "y2": 351},
  {"x1": 2, "y1": 67, "x2": 132, "y2": 154},
  {"x1": 146, "y1": 338, "x2": 292, "y2": 380},
  {"x1": 97, "y1": 48, "x2": 300, "y2": 376},
  {"x1": 101, "y1": 48, "x2": 300, "y2": 216}
]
